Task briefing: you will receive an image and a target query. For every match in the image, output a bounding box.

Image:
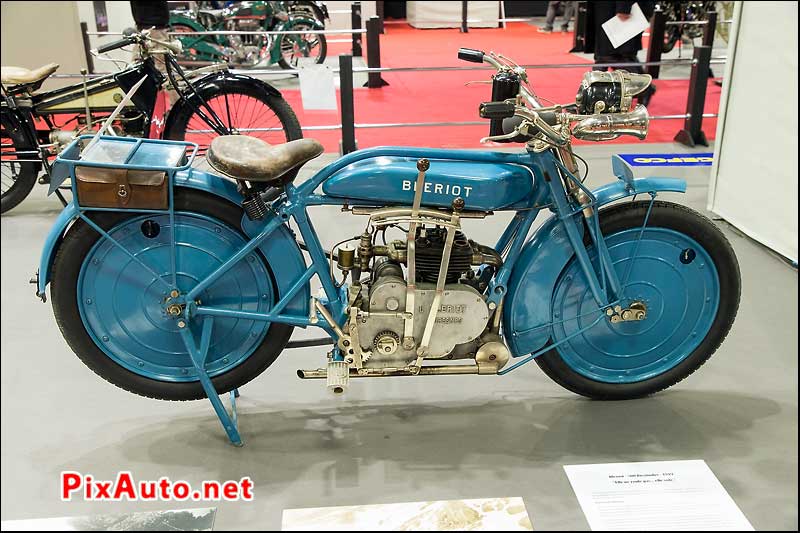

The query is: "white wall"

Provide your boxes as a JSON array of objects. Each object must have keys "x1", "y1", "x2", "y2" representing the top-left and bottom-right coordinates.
[
  {"x1": 708, "y1": 1, "x2": 798, "y2": 262},
  {"x1": 0, "y1": 1, "x2": 86, "y2": 89}
]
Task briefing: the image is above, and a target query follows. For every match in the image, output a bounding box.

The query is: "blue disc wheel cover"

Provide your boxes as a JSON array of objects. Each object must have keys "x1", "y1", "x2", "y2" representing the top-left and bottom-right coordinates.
[
  {"x1": 552, "y1": 228, "x2": 720, "y2": 383},
  {"x1": 78, "y1": 212, "x2": 273, "y2": 382}
]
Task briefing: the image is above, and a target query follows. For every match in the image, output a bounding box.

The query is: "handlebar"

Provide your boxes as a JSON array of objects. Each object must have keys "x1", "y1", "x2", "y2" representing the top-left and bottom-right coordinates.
[
  {"x1": 93, "y1": 29, "x2": 183, "y2": 57},
  {"x1": 95, "y1": 37, "x2": 135, "y2": 54}
]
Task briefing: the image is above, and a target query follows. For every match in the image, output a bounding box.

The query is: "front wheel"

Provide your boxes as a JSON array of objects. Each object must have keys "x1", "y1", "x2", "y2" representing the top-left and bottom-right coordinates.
[
  {"x1": 1, "y1": 113, "x2": 39, "y2": 214},
  {"x1": 536, "y1": 201, "x2": 741, "y2": 400}
]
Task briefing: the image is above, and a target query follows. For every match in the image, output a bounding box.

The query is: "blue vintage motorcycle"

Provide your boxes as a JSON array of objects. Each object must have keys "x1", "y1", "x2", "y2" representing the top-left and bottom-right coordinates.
[{"x1": 34, "y1": 49, "x2": 739, "y2": 445}]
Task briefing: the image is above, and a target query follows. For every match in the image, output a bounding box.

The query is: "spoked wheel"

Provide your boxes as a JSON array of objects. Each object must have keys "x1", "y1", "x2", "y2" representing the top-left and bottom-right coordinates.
[
  {"x1": 1, "y1": 114, "x2": 39, "y2": 214},
  {"x1": 169, "y1": 22, "x2": 212, "y2": 65},
  {"x1": 50, "y1": 189, "x2": 292, "y2": 401},
  {"x1": 165, "y1": 79, "x2": 303, "y2": 157},
  {"x1": 277, "y1": 23, "x2": 327, "y2": 69},
  {"x1": 536, "y1": 201, "x2": 741, "y2": 400}
]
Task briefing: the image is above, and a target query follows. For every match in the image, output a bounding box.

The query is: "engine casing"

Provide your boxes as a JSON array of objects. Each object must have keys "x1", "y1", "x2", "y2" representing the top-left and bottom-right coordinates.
[{"x1": 359, "y1": 272, "x2": 490, "y2": 368}]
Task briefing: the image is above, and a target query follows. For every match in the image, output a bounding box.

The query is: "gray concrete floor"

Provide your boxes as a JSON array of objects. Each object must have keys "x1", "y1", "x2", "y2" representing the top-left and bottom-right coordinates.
[{"x1": 1, "y1": 142, "x2": 797, "y2": 530}]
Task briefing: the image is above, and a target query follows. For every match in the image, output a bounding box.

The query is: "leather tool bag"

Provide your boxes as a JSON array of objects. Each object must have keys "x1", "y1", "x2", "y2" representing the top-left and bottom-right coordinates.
[{"x1": 75, "y1": 166, "x2": 169, "y2": 209}]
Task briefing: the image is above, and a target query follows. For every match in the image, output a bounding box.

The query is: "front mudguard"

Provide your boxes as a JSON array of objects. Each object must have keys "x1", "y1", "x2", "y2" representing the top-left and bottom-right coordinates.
[
  {"x1": 502, "y1": 176, "x2": 687, "y2": 357},
  {"x1": 36, "y1": 169, "x2": 309, "y2": 318},
  {"x1": 163, "y1": 71, "x2": 283, "y2": 137}
]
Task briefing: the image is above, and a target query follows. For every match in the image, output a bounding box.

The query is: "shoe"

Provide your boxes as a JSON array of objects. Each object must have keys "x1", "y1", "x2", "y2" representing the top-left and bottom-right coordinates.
[
  {"x1": 714, "y1": 79, "x2": 723, "y2": 87},
  {"x1": 561, "y1": 26, "x2": 570, "y2": 32},
  {"x1": 538, "y1": 27, "x2": 553, "y2": 33},
  {"x1": 637, "y1": 85, "x2": 656, "y2": 108}
]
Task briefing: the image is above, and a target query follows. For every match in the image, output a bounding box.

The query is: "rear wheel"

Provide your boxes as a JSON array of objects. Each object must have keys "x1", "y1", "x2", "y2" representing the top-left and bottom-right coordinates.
[
  {"x1": 50, "y1": 189, "x2": 293, "y2": 401},
  {"x1": 536, "y1": 201, "x2": 741, "y2": 400},
  {"x1": 1, "y1": 113, "x2": 39, "y2": 214}
]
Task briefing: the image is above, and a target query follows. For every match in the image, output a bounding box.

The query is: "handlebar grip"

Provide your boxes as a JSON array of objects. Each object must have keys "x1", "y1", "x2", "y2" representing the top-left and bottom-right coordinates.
[
  {"x1": 479, "y1": 101, "x2": 516, "y2": 120},
  {"x1": 96, "y1": 37, "x2": 134, "y2": 54},
  {"x1": 458, "y1": 48, "x2": 485, "y2": 63}
]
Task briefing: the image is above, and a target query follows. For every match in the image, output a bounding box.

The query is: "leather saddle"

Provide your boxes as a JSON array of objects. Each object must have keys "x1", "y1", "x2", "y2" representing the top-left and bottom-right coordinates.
[
  {"x1": 207, "y1": 135, "x2": 324, "y2": 185},
  {"x1": 1, "y1": 63, "x2": 60, "y2": 92}
]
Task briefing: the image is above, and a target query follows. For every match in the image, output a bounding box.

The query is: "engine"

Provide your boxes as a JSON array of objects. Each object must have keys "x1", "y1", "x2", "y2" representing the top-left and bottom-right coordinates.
[{"x1": 338, "y1": 222, "x2": 504, "y2": 369}]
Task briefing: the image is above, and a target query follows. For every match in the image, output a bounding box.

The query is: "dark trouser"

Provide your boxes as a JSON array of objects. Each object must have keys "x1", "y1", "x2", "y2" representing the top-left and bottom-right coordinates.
[{"x1": 544, "y1": 1, "x2": 576, "y2": 30}]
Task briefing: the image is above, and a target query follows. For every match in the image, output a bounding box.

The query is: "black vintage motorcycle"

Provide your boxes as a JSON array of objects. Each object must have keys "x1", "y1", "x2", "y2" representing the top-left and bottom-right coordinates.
[
  {"x1": 1, "y1": 29, "x2": 302, "y2": 213},
  {"x1": 659, "y1": 1, "x2": 717, "y2": 53}
]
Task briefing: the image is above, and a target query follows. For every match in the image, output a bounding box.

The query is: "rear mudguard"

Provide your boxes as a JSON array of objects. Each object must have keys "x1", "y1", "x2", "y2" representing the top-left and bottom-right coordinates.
[
  {"x1": 502, "y1": 176, "x2": 687, "y2": 357},
  {"x1": 37, "y1": 168, "x2": 309, "y2": 318},
  {"x1": 163, "y1": 71, "x2": 283, "y2": 138}
]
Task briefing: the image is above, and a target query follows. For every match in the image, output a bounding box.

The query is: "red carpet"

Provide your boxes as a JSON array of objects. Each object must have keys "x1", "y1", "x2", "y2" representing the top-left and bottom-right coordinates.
[{"x1": 288, "y1": 22, "x2": 721, "y2": 151}]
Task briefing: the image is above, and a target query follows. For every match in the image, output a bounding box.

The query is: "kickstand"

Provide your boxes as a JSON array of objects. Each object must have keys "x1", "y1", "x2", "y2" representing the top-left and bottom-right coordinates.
[
  {"x1": 179, "y1": 316, "x2": 244, "y2": 446},
  {"x1": 54, "y1": 189, "x2": 68, "y2": 207}
]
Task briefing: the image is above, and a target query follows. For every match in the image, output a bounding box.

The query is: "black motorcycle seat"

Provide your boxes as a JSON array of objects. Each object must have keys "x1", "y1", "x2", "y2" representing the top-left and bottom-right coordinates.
[
  {"x1": 207, "y1": 135, "x2": 324, "y2": 183},
  {"x1": 1, "y1": 63, "x2": 59, "y2": 86}
]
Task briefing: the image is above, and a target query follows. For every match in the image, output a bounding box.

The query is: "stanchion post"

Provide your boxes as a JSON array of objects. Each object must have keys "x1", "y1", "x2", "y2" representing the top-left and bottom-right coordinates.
[
  {"x1": 80, "y1": 22, "x2": 95, "y2": 74},
  {"x1": 339, "y1": 55, "x2": 357, "y2": 154},
  {"x1": 702, "y1": 11, "x2": 717, "y2": 46},
  {"x1": 461, "y1": 1, "x2": 469, "y2": 33},
  {"x1": 570, "y1": 1, "x2": 588, "y2": 53},
  {"x1": 674, "y1": 44, "x2": 711, "y2": 147},
  {"x1": 364, "y1": 16, "x2": 389, "y2": 88},
  {"x1": 375, "y1": 0, "x2": 385, "y2": 34},
  {"x1": 351, "y1": 2, "x2": 363, "y2": 57},
  {"x1": 645, "y1": 8, "x2": 666, "y2": 78}
]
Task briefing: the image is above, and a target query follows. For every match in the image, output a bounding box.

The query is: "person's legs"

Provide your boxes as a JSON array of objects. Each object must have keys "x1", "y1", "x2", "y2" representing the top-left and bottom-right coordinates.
[
  {"x1": 560, "y1": 1, "x2": 576, "y2": 31},
  {"x1": 540, "y1": 1, "x2": 560, "y2": 32}
]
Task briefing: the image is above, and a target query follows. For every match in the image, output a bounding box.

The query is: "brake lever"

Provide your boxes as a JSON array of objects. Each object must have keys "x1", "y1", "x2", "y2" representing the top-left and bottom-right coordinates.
[
  {"x1": 464, "y1": 80, "x2": 492, "y2": 87},
  {"x1": 480, "y1": 122, "x2": 530, "y2": 144}
]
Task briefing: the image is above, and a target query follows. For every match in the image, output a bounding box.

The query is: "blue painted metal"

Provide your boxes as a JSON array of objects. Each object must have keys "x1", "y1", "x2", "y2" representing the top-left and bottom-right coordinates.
[
  {"x1": 594, "y1": 177, "x2": 686, "y2": 205},
  {"x1": 322, "y1": 154, "x2": 536, "y2": 211},
  {"x1": 37, "y1": 135, "x2": 709, "y2": 442},
  {"x1": 502, "y1": 171, "x2": 688, "y2": 358},
  {"x1": 77, "y1": 211, "x2": 272, "y2": 382},
  {"x1": 180, "y1": 317, "x2": 243, "y2": 446},
  {"x1": 551, "y1": 228, "x2": 720, "y2": 383}
]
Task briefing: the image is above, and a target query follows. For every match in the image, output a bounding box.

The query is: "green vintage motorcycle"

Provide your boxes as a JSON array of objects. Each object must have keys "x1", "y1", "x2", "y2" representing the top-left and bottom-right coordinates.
[{"x1": 169, "y1": 1, "x2": 327, "y2": 69}]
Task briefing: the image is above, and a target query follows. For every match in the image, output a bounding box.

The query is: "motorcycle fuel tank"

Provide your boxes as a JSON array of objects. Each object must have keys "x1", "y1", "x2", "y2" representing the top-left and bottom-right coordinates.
[{"x1": 322, "y1": 155, "x2": 535, "y2": 211}]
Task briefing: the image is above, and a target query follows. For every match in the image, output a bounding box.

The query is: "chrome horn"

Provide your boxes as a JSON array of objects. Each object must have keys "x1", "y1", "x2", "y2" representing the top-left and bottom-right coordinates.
[{"x1": 571, "y1": 105, "x2": 650, "y2": 141}]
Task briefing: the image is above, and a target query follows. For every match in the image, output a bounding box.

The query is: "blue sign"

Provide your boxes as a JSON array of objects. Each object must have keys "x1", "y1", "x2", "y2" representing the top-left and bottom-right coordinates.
[{"x1": 617, "y1": 153, "x2": 714, "y2": 166}]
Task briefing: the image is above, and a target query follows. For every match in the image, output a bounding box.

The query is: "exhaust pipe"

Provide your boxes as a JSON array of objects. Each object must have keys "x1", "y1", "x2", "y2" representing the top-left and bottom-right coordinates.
[{"x1": 297, "y1": 364, "x2": 495, "y2": 380}]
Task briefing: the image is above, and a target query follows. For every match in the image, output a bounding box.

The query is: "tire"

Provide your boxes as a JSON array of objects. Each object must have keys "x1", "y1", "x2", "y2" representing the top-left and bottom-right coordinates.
[
  {"x1": 1, "y1": 113, "x2": 39, "y2": 214},
  {"x1": 164, "y1": 79, "x2": 303, "y2": 152},
  {"x1": 536, "y1": 201, "x2": 741, "y2": 400},
  {"x1": 50, "y1": 188, "x2": 293, "y2": 401},
  {"x1": 277, "y1": 25, "x2": 327, "y2": 70}
]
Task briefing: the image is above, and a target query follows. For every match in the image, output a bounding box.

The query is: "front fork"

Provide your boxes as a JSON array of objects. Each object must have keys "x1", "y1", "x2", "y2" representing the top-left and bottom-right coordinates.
[{"x1": 544, "y1": 150, "x2": 652, "y2": 312}]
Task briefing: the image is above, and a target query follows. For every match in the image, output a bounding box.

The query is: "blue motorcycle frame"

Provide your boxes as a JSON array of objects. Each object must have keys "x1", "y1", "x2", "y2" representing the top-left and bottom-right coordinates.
[{"x1": 38, "y1": 136, "x2": 686, "y2": 445}]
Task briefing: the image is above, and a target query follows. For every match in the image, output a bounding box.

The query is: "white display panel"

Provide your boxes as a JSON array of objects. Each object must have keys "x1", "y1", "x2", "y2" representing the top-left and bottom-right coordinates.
[
  {"x1": 407, "y1": 1, "x2": 501, "y2": 29},
  {"x1": 708, "y1": 2, "x2": 798, "y2": 262}
]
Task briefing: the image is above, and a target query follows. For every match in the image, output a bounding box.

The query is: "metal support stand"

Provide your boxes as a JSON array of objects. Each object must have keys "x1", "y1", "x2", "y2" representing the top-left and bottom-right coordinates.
[
  {"x1": 80, "y1": 22, "x2": 95, "y2": 74},
  {"x1": 339, "y1": 55, "x2": 357, "y2": 154},
  {"x1": 179, "y1": 317, "x2": 243, "y2": 446},
  {"x1": 375, "y1": 0, "x2": 385, "y2": 33},
  {"x1": 645, "y1": 8, "x2": 666, "y2": 78},
  {"x1": 364, "y1": 17, "x2": 389, "y2": 88},
  {"x1": 461, "y1": 1, "x2": 469, "y2": 33},
  {"x1": 674, "y1": 44, "x2": 711, "y2": 147},
  {"x1": 703, "y1": 11, "x2": 717, "y2": 79},
  {"x1": 351, "y1": 2, "x2": 363, "y2": 57},
  {"x1": 570, "y1": 1, "x2": 588, "y2": 53}
]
